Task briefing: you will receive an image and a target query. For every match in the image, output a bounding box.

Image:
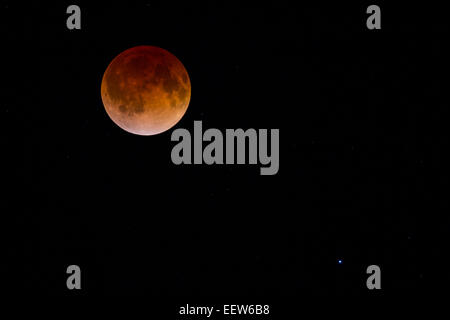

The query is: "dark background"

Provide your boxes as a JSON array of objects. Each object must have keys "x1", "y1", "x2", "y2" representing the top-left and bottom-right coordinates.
[{"x1": 2, "y1": 1, "x2": 450, "y2": 297}]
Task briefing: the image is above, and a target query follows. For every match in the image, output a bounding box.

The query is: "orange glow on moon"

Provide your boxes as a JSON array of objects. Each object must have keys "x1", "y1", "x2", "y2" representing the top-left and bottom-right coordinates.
[{"x1": 101, "y1": 46, "x2": 191, "y2": 135}]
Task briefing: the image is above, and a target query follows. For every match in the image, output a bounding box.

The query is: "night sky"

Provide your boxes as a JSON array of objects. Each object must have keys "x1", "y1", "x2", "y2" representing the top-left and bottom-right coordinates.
[{"x1": 3, "y1": 1, "x2": 450, "y2": 299}]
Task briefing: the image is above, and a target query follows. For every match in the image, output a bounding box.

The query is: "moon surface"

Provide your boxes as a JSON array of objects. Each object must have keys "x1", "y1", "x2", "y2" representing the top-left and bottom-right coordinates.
[{"x1": 101, "y1": 46, "x2": 191, "y2": 135}]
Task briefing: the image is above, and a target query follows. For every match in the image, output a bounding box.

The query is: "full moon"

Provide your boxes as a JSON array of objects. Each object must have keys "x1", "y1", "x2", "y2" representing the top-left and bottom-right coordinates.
[{"x1": 101, "y1": 46, "x2": 191, "y2": 135}]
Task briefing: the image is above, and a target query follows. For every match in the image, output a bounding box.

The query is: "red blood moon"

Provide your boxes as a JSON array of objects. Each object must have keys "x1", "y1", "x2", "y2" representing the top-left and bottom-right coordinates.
[{"x1": 101, "y1": 46, "x2": 191, "y2": 135}]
